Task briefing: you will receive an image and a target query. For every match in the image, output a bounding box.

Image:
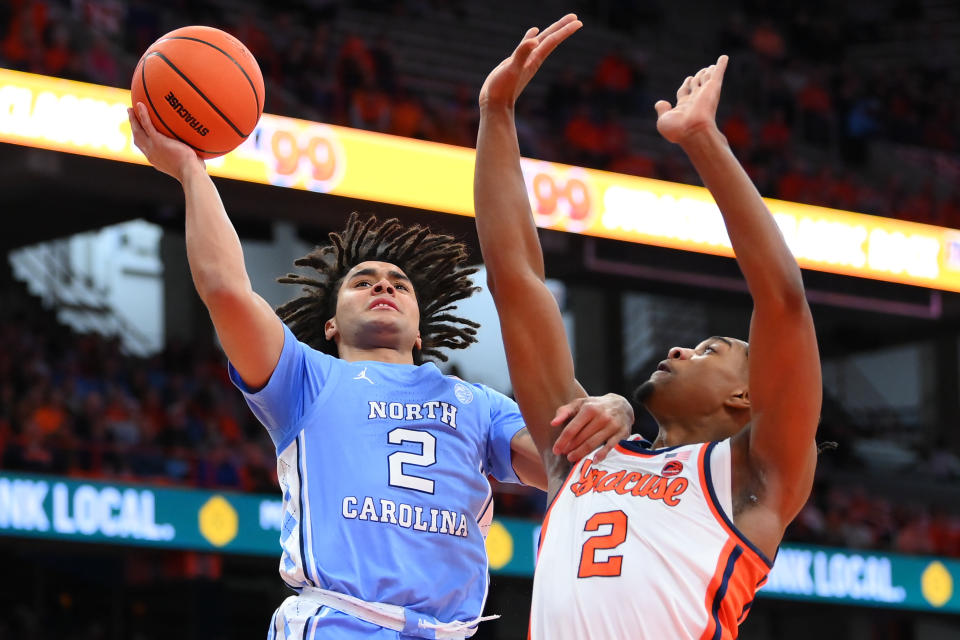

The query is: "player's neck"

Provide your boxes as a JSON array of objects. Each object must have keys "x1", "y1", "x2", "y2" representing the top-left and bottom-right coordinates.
[
  {"x1": 652, "y1": 414, "x2": 737, "y2": 449},
  {"x1": 338, "y1": 343, "x2": 416, "y2": 365}
]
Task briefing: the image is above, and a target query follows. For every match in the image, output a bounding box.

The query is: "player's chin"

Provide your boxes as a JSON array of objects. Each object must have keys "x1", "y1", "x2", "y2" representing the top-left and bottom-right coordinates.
[{"x1": 631, "y1": 379, "x2": 656, "y2": 405}]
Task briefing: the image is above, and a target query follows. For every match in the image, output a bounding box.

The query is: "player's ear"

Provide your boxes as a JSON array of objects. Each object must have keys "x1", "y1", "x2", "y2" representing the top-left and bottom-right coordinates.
[
  {"x1": 724, "y1": 388, "x2": 750, "y2": 411},
  {"x1": 325, "y1": 317, "x2": 338, "y2": 342},
  {"x1": 414, "y1": 333, "x2": 422, "y2": 351}
]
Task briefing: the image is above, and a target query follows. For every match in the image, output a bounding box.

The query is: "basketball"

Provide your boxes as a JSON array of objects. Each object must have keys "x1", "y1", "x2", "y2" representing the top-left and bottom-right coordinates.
[{"x1": 130, "y1": 26, "x2": 264, "y2": 159}]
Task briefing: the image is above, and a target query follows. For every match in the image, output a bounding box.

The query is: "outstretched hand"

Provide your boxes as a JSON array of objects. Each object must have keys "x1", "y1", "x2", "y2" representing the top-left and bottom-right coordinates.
[
  {"x1": 479, "y1": 14, "x2": 582, "y2": 110},
  {"x1": 128, "y1": 102, "x2": 205, "y2": 183},
  {"x1": 654, "y1": 54, "x2": 729, "y2": 145}
]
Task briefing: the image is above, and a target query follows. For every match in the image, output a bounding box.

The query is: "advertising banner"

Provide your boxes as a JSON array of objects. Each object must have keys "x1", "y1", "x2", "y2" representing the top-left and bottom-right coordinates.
[{"x1": 3, "y1": 67, "x2": 960, "y2": 291}]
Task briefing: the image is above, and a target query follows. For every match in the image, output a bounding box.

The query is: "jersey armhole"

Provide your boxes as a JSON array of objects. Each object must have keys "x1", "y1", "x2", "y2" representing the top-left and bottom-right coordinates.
[
  {"x1": 707, "y1": 440, "x2": 735, "y2": 522},
  {"x1": 700, "y1": 441, "x2": 775, "y2": 569}
]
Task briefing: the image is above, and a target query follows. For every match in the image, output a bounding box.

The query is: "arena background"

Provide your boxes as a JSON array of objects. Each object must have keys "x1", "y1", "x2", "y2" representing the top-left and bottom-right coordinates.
[{"x1": 2, "y1": 0, "x2": 960, "y2": 638}]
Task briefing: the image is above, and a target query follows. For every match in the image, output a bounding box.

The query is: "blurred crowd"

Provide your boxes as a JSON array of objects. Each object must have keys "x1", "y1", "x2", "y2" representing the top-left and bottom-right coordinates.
[
  {"x1": 0, "y1": 313, "x2": 279, "y2": 493},
  {"x1": 790, "y1": 484, "x2": 960, "y2": 558},
  {"x1": 1, "y1": 0, "x2": 959, "y2": 227}
]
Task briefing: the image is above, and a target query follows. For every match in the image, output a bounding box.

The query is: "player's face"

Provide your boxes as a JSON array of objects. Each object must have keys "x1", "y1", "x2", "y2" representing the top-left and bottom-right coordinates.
[
  {"x1": 635, "y1": 336, "x2": 749, "y2": 419},
  {"x1": 327, "y1": 261, "x2": 422, "y2": 353}
]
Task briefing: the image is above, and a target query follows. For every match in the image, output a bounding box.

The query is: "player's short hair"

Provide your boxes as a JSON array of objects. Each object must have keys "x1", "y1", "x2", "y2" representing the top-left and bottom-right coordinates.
[{"x1": 276, "y1": 213, "x2": 480, "y2": 363}]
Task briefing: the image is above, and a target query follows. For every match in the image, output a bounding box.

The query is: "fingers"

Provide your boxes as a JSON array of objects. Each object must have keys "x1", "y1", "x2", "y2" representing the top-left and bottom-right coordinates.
[
  {"x1": 537, "y1": 13, "x2": 579, "y2": 41},
  {"x1": 695, "y1": 65, "x2": 710, "y2": 86},
  {"x1": 511, "y1": 30, "x2": 539, "y2": 67},
  {"x1": 676, "y1": 75, "x2": 693, "y2": 100},
  {"x1": 532, "y1": 18, "x2": 582, "y2": 63},
  {"x1": 714, "y1": 54, "x2": 729, "y2": 84},
  {"x1": 127, "y1": 107, "x2": 147, "y2": 152},
  {"x1": 565, "y1": 430, "x2": 613, "y2": 464},
  {"x1": 135, "y1": 102, "x2": 159, "y2": 137},
  {"x1": 514, "y1": 14, "x2": 581, "y2": 70},
  {"x1": 654, "y1": 99, "x2": 672, "y2": 117},
  {"x1": 127, "y1": 107, "x2": 142, "y2": 136},
  {"x1": 551, "y1": 398, "x2": 583, "y2": 428},
  {"x1": 592, "y1": 438, "x2": 618, "y2": 464},
  {"x1": 552, "y1": 401, "x2": 591, "y2": 456}
]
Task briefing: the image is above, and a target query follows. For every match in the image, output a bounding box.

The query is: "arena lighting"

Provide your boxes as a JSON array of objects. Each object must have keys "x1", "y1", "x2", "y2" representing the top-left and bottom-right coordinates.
[{"x1": 3, "y1": 68, "x2": 960, "y2": 292}]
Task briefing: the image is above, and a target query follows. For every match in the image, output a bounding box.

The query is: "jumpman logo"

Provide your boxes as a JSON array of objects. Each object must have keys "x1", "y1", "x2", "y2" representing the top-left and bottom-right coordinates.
[{"x1": 354, "y1": 367, "x2": 375, "y2": 385}]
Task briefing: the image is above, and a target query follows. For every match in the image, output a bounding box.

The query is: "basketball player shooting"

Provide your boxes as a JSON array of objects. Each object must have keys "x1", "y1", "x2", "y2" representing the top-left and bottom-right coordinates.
[
  {"x1": 127, "y1": 102, "x2": 632, "y2": 639},
  {"x1": 474, "y1": 15, "x2": 822, "y2": 638}
]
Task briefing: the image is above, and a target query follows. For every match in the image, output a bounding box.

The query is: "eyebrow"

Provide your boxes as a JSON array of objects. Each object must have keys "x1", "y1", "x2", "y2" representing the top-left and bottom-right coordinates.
[
  {"x1": 706, "y1": 336, "x2": 734, "y2": 348},
  {"x1": 348, "y1": 268, "x2": 411, "y2": 283}
]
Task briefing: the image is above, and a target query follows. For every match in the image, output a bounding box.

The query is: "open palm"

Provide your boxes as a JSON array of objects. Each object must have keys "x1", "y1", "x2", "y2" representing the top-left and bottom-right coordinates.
[
  {"x1": 479, "y1": 14, "x2": 582, "y2": 110},
  {"x1": 655, "y1": 55, "x2": 729, "y2": 145}
]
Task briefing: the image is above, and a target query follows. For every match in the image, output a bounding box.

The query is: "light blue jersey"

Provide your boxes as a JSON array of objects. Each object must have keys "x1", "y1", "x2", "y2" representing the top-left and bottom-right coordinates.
[{"x1": 229, "y1": 323, "x2": 526, "y2": 638}]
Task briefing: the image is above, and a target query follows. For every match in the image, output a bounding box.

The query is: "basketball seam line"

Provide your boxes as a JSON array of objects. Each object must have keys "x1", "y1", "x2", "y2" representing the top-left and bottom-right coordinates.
[
  {"x1": 149, "y1": 51, "x2": 248, "y2": 138},
  {"x1": 139, "y1": 59, "x2": 230, "y2": 156},
  {"x1": 157, "y1": 35, "x2": 262, "y2": 121}
]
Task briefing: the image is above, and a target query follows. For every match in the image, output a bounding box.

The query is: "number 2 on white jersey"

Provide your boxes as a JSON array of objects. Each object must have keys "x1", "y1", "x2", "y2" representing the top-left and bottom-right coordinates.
[
  {"x1": 578, "y1": 510, "x2": 628, "y2": 578},
  {"x1": 387, "y1": 428, "x2": 436, "y2": 494}
]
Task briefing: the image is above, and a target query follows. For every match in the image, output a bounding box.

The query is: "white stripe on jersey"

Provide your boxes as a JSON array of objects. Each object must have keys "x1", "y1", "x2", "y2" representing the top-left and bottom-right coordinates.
[
  {"x1": 298, "y1": 430, "x2": 320, "y2": 586},
  {"x1": 276, "y1": 438, "x2": 308, "y2": 589}
]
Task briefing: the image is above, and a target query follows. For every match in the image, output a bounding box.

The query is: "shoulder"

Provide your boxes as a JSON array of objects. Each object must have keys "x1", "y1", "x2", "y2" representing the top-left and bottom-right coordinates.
[
  {"x1": 282, "y1": 323, "x2": 338, "y2": 364},
  {"x1": 455, "y1": 380, "x2": 518, "y2": 409}
]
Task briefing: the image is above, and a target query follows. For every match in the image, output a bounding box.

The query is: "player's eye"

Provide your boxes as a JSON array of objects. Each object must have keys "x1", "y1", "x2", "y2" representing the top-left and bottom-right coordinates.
[
  {"x1": 703, "y1": 346, "x2": 716, "y2": 354},
  {"x1": 395, "y1": 282, "x2": 409, "y2": 291},
  {"x1": 354, "y1": 280, "x2": 371, "y2": 287}
]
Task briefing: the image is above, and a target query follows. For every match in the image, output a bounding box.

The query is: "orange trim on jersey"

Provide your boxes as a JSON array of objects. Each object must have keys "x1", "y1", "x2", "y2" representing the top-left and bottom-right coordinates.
[
  {"x1": 531, "y1": 461, "x2": 582, "y2": 640},
  {"x1": 699, "y1": 538, "x2": 738, "y2": 640},
  {"x1": 696, "y1": 444, "x2": 773, "y2": 569},
  {"x1": 698, "y1": 537, "x2": 769, "y2": 640},
  {"x1": 537, "y1": 458, "x2": 581, "y2": 562}
]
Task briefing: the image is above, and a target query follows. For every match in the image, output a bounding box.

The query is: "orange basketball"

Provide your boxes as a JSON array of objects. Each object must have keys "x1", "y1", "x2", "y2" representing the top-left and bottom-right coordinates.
[{"x1": 131, "y1": 26, "x2": 265, "y2": 159}]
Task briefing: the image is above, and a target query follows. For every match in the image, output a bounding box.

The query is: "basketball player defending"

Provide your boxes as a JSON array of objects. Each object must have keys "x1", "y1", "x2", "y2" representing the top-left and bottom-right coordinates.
[
  {"x1": 127, "y1": 102, "x2": 633, "y2": 639},
  {"x1": 475, "y1": 15, "x2": 822, "y2": 638}
]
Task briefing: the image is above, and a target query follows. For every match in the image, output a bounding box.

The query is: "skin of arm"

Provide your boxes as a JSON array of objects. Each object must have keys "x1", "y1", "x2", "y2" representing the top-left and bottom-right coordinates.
[
  {"x1": 475, "y1": 16, "x2": 591, "y2": 499},
  {"x1": 128, "y1": 104, "x2": 284, "y2": 390},
  {"x1": 656, "y1": 57, "x2": 822, "y2": 547},
  {"x1": 510, "y1": 392, "x2": 635, "y2": 492}
]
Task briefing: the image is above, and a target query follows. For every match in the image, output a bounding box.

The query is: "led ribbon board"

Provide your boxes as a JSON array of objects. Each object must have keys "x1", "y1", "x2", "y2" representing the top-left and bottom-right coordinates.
[{"x1": 3, "y1": 67, "x2": 960, "y2": 291}]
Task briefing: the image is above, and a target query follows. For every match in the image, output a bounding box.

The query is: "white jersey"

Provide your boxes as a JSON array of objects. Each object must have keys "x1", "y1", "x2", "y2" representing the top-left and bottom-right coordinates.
[{"x1": 530, "y1": 438, "x2": 773, "y2": 640}]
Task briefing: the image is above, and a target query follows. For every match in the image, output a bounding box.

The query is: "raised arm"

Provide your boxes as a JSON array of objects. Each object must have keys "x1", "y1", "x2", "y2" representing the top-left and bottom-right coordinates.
[
  {"x1": 129, "y1": 104, "x2": 284, "y2": 389},
  {"x1": 655, "y1": 57, "x2": 822, "y2": 523},
  {"x1": 475, "y1": 16, "x2": 589, "y2": 494}
]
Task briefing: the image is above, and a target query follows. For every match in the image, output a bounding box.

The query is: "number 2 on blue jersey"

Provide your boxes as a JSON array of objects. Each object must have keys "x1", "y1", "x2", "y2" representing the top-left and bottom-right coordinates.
[{"x1": 388, "y1": 428, "x2": 437, "y2": 494}]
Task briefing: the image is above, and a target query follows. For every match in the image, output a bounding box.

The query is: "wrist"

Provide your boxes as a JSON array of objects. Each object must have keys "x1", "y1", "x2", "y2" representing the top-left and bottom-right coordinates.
[
  {"x1": 478, "y1": 101, "x2": 515, "y2": 118},
  {"x1": 677, "y1": 124, "x2": 728, "y2": 158},
  {"x1": 177, "y1": 157, "x2": 206, "y2": 184}
]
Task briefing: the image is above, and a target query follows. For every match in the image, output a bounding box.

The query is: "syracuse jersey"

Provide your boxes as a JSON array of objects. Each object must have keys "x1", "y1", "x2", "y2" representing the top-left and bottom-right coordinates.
[
  {"x1": 229, "y1": 323, "x2": 526, "y2": 639},
  {"x1": 530, "y1": 438, "x2": 773, "y2": 640}
]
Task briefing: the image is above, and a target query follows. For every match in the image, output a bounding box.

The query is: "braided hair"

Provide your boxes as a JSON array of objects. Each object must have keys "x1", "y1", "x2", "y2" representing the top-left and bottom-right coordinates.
[{"x1": 275, "y1": 213, "x2": 480, "y2": 363}]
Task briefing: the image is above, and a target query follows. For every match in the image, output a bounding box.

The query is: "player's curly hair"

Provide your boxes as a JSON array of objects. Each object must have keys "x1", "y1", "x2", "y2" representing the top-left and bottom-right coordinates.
[{"x1": 275, "y1": 213, "x2": 480, "y2": 364}]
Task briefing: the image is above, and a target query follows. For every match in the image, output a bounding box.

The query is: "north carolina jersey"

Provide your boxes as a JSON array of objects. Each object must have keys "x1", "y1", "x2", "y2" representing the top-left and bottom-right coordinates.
[
  {"x1": 531, "y1": 438, "x2": 773, "y2": 640},
  {"x1": 229, "y1": 323, "x2": 525, "y2": 638}
]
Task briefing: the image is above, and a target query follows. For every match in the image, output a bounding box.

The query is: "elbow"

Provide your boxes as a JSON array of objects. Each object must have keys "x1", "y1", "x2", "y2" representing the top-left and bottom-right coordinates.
[
  {"x1": 191, "y1": 262, "x2": 250, "y2": 303},
  {"x1": 759, "y1": 273, "x2": 809, "y2": 315},
  {"x1": 485, "y1": 270, "x2": 500, "y2": 298},
  {"x1": 196, "y1": 279, "x2": 252, "y2": 311}
]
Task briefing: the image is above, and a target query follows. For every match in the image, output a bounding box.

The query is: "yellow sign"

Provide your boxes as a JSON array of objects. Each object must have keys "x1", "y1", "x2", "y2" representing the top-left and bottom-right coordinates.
[
  {"x1": 3, "y1": 67, "x2": 960, "y2": 291},
  {"x1": 484, "y1": 520, "x2": 514, "y2": 570},
  {"x1": 198, "y1": 495, "x2": 239, "y2": 547},
  {"x1": 921, "y1": 561, "x2": 953, "y2": 607}
]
